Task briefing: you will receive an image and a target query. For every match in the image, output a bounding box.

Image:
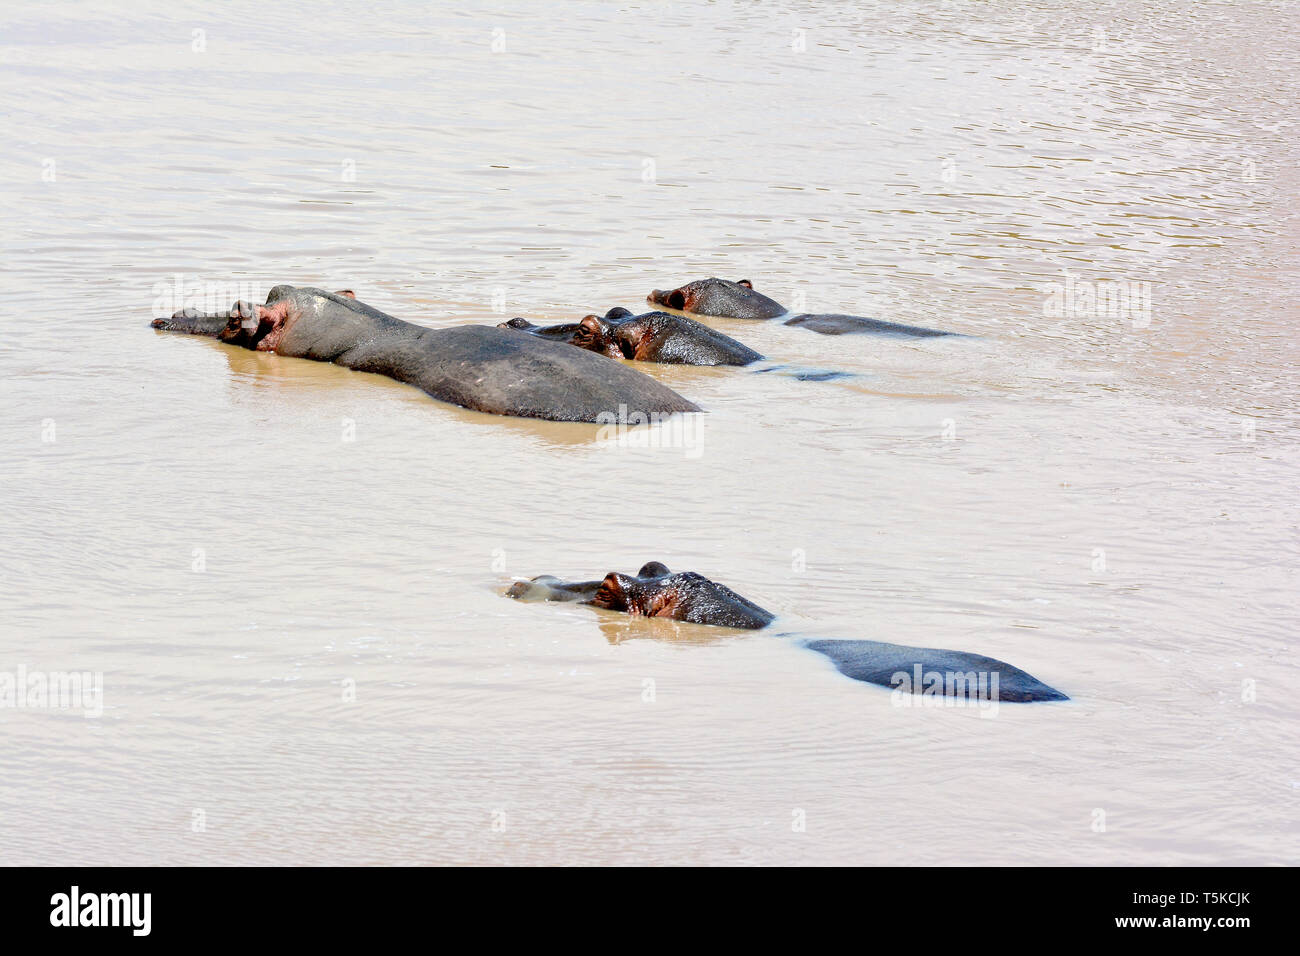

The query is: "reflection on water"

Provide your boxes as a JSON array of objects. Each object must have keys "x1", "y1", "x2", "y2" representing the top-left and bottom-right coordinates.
[{"x1": 0, "y1": 0, "x2": 1296, "y2": 865}]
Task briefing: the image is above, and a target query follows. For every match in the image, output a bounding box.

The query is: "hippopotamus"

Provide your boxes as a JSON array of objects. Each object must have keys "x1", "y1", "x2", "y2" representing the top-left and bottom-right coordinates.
[
  {"x1": 152, "y1": 286, "x2": 699, "y2": 424},
  {"x1": 507, "y1": 563, "x2": 1067, "y2": 702},
  {"x1": 509, "y1": 561, "x2": 775, "y2": 629},
  {"x1": 648, "y1": 277, "x2": 957, "y2": 337},
  {"x1": 500, "y1": 308, "x2": 848, "y2": 381},
  {"x1": 499, "y1": 308, "x2": 763, "y2": 367}
]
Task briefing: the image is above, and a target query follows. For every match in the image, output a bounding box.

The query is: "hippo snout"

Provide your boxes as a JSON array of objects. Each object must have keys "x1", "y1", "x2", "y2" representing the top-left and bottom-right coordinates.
[
  {"x1": 151, "y1": 307, "x2": 234, "y2": 337},
  {"x1": 151, "y1": 308, "x2": 204, "y2": 330}
]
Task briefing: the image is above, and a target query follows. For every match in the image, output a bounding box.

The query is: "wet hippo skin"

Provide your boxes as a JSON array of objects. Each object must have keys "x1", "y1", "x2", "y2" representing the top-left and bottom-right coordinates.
[
  {"x1": 501, "y1": 307, "x2": 764, "y2": 367},
  {"x1": 153, "y1": 286, "x2": 700, "y2": 424},
  {"x1": 508, "y1": 561, "x2": 773, "y2": 629},
  {"x1": 502, "y1": 307, "x2": 849, "y2": 380},
  {"x1": 649, "y1": 277, "x2": 958, "y2": 337},
  {"x1": 508, "y1": 563, "x2": 1067, "y2": 702}
]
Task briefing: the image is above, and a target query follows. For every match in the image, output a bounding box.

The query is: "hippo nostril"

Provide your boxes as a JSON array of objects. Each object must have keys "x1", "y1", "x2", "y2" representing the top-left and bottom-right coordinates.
[{"x1": 667, "y1": 291, "x2": 686, "y2": 310}]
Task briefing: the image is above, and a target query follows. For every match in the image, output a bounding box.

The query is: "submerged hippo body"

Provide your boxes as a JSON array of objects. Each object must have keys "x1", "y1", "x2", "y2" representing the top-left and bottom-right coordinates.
[
  {"x1": 501, "y1": 307, "x2": 763, "y2": 367},
  {"x1": 153, "y1": 286, "x2": 699, "y2": 424},
  {"x1": 508, "y1": 564, "x2": 1067, "y2": 702},
  {"x1": 649, "y1": 277, "x2": 957, "y2": 337}
]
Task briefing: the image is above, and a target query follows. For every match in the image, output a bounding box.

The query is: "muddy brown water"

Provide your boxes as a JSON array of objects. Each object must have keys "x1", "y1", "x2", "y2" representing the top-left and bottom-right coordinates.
[{"x1": 0, "y1": 1, "x2": 1296, "y2": 864}]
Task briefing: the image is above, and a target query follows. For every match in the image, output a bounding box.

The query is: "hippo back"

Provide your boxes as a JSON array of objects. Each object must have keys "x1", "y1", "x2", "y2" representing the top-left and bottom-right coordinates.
[
  {"x1": 351, "y1": 324, "x2": 701, "y2": 423},
  {"x1": 270, "y1": 287, "x2": 700, "y2": 423}
]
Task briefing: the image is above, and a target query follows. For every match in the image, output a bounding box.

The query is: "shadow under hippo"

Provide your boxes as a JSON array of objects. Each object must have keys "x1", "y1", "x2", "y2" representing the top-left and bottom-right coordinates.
[
  {"x1": 507, "y1": 563, "x2": 1068, "y2": 703},
  {"x1": 648, "y1": 277, "x2": 960, "y2": 337},
  {"x1": 152, "y1": 286, "x2": 699, "y2": 424}
]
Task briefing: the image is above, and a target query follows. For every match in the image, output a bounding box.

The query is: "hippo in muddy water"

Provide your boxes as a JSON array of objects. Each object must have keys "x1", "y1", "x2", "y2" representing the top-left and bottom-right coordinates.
[
  {"x1": 152, "y1": 286, "x2": 699, "y2": 424},
  {"x1": 648, "y1": 277, "x2": 958, "y2": 337},
  {"x1": 500, "y1": 308, "x2": 763, "y2": 367},
  {"x1": 509, "y1": 561, "x2": 775, "y2": 629},
  {"x1": 501, "y1": 308, "x2": 849, "y2": 381},
  {"x1": 507, "y1": 563, "x2": 1067, "y2": 702}
]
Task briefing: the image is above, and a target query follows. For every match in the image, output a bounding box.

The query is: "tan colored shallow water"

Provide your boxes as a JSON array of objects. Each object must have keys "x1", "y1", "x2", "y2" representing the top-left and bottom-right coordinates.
[{"x1": 1, "y1": 1, "x2": 1297, "y2": 865}]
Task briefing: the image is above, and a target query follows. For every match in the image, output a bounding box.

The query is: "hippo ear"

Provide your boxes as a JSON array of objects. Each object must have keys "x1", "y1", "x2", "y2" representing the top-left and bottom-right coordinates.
[
  {"x1": 737, "y1": 279, "x2": 753, "y2": 289},
  {"x1": 334, "y1": 289, "x2": 356, "y2": 299},
  {"x1": 637, "y1": 561, "x2": 670, "y2": 578}
]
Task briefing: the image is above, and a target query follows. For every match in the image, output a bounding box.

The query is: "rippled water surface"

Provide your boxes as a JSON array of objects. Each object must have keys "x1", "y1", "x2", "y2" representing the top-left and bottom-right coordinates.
[{"x1": 1, "y1": 1, "x2": 1297, "y2": 865}]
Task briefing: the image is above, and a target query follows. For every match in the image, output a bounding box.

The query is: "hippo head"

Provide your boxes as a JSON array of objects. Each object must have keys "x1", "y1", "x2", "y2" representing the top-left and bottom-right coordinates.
[
  {"x1": 505, "y1": 561, "x2": 671, "y2": 605},
  {"x1": 153, "y1": 297, "x2": 283, "y2": 349},
  {"x1": 152, "y1": 285, "x2": 353, "y2": 351},
  {"x1": 648, "y1": 278, "x2": 787, "y2": 320},
  {"x1": 497, "y1": 312, "x2": 626, "y2": 359},
  {"x1": 587, "y1": 562, "x2": 774, "y2": 629},
  {"x1": 571, "y1": 314, "x2": 624, "y2": 359},
  {"x1": 507, "y1": 561, "x2": 773, "y2": 629},
  {"x1": 586, "y1": 562, "x2": 678, "y2": 616}
]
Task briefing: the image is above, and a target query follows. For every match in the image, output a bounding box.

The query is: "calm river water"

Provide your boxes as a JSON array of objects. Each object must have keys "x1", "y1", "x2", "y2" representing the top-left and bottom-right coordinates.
[{"x1": 1, "y1": 0, "x2": 1296, "y2": 864}]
